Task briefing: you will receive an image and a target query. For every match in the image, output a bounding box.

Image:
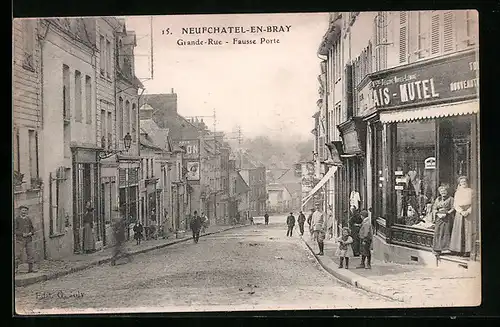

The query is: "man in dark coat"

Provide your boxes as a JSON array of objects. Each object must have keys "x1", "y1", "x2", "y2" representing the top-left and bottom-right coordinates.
[
  {"x1": 286, "y1": 212, "x2": 296, "y2": 237},
  {"x1": 190, "y1": 210, "x2": 203, "y2": 243},
  {"x1": 15, "y1": 205, "x2": 37, "y2": 273},
  {"x1": 264, "y1": 213, "x2": 269, "y2": 225},
  {"x1": 348, "y1": 205, "x2": 363, "y2": 256},
  {"x1": 297, "y1": 211, "x2": 306, "y2": 236}
]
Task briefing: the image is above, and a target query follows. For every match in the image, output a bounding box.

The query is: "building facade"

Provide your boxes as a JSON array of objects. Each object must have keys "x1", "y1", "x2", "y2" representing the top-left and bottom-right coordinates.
[
  {"x1": 13, "y1": 18, "x2": 45, "y2": 262},
  {"x1": 312, "y1": 10, "x2": 479, "y2": 265}
]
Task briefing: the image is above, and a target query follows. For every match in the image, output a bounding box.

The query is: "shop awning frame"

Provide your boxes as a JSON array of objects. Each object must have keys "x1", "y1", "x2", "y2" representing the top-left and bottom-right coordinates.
[
  {"x1": 379, "y1": 99, "x2": 479, "y2": 124},
  {"x1": 301, "y1": 166, "x2": 338, "y2": 209}
]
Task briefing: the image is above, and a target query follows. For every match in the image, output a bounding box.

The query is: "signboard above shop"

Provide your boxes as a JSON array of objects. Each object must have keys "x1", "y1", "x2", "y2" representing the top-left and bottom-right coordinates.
[
  {"x1": 178, "y1": 139, "x2": 200, "y2": 160},
  {"x1": 358, "y1": 50, "x2": 478, "y2": 113}
]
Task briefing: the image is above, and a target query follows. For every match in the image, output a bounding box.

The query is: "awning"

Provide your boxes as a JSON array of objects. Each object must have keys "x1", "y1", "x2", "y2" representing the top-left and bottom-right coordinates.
[
  {"x1": 379, "y1": 99, "x2": 478, "y2": 124},
  {"x1": 301, "y1": 166, "x2": 338, "y2": 209}
]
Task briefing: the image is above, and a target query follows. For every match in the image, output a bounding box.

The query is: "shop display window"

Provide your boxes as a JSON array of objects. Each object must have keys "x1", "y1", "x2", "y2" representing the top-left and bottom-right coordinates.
[{"x1": 394, "y1": 120, "x2": 437, "y2": 229}]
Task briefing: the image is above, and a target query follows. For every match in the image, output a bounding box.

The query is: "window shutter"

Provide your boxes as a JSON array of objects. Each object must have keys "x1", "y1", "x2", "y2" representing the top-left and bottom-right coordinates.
[
  {"x1": 399, "y1": 11, "x2": 408, "y2": 63},
  {"x1": 119, "y1": 168, "x2": 126, "y2": 187},
  {"x1": 443, "y1": 11, "x2": 455, "y2": 53},
  {"x1": 431, "y1": 12, "x2": 441, "y2": 55}
]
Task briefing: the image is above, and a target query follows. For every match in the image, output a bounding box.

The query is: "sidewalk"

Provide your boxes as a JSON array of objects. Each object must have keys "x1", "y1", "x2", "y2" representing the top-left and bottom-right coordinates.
[
  {"x1": 15, "y1": 224, "x2": 248, "y2": 287},
  {"x1": 301, "y1": 234, "x2": 481, "y2": 307}
]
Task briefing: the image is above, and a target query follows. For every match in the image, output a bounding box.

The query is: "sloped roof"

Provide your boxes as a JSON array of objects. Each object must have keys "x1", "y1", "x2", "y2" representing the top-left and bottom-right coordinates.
[
  {"x1": 238, "y1": 150, "x2": 265, "y2": 170},
  {"x1": 140, "y1": 118, "x2": 171, "y2": 152},
  {"x1": 235, "y1": 171, "x2": 251, "y2": 194},
  {"x1": 139, "y1": 134, "x2": 163, "y2": 151}
]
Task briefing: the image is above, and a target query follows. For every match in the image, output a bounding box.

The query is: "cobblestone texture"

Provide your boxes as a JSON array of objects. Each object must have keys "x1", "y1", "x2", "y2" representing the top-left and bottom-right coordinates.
[{"x1": 15, "y1": 216, "x2": 400, "y2": 314}]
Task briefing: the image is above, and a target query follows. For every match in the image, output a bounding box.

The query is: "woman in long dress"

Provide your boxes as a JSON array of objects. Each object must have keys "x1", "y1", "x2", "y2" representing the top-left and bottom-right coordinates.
[
  {"x1": 82, "y1": 201, "x2": 96, "y2": 253},
  {"x1": 432, "y1": 185, "x2": 455, "y2": 254},
  {"x1": 449, "y1": 176, "x2": 474, "y2": 256}
]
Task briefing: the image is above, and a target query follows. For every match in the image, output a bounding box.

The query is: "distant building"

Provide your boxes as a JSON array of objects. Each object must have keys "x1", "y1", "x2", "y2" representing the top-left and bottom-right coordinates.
[
  {"x1": 237, "y1": 151, "x2": 267, "y2": 217},
  {"x1": 267, "y1": 183, "x2": 292, "y2": 214}
]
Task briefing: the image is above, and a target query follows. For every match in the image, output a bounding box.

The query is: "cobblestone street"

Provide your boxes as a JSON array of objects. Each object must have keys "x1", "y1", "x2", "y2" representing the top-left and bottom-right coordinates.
[{"x1": 15, "y1": 216, "x2": 400, "y2": 314}]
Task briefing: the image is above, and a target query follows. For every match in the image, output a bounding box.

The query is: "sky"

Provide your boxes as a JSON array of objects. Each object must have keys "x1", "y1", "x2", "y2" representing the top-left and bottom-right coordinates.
[{"x1": 124, "y1": 13, "x2": 329, "y2": 141}]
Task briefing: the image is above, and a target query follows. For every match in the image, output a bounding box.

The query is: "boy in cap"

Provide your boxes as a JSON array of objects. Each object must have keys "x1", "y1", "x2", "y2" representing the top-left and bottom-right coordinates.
[
  {"x1": 357, "y1": 210, "x2": 373, "y2": 269},
  {"x1": 15, "y1": 205, "x2": 37, "y2": 273}
]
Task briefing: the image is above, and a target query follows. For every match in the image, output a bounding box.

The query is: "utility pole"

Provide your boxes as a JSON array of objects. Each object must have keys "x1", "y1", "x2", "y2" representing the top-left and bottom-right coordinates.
[
  {"x1": 150, "y1": 16, "x2": 154, "y2": 79},
  {"x1": 237, "y1": 125, "x2": 243, "y2": 170}
]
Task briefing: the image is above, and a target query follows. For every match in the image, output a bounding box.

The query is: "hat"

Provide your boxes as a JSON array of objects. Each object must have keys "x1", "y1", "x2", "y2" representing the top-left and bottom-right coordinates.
[
  {"x1": 18, "y1": 205, "x2": 29, "y2": 210},
  {"x1": 360, "y1": 210, "x2": 369, "y2": 218}
]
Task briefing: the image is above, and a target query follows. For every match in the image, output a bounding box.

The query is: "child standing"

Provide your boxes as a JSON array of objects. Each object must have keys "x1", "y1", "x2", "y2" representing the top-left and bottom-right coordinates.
[
  {"x1": 133, "y1": 221, "x2": 144, "y2": 245},
  {"x1": 357, "y1": 210, "x2": 373, "y2": 269},
  {"x1": 335, "y1": 227, "x2": 354, "y2": 269}
]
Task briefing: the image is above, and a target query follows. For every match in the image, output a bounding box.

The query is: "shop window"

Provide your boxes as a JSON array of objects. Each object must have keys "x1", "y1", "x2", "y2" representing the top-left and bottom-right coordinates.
[
  {"x1": 372, "y1": 123, "x2": 384, "y2": 219},
  {"x1": 74, "y1": 70, "x2": 82, "y2": 122},
  {"x1": 394, "y1": 120, "x2": 437, "y2": 228},
  {"x1": 85, "y1": 76, "x2": 92, "y2": 124},
  {"x1": 99, "y1": 35, "x2": 105, "y2": 76}
]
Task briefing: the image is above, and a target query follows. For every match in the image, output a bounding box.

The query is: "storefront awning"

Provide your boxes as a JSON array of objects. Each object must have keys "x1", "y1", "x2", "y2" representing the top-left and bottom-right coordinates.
[
  {"x1": 301, "y1": 166, "x2": 338, "y2": 209},
  {"x1": 379, "y1": 99, "x2": 479, "y2": 124}
]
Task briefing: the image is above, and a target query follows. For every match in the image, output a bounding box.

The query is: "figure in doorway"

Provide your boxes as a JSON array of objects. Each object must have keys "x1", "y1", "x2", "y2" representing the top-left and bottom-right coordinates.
[
  {"x1": 83, "y1": 201, "x2": 96, "y2": 254},
  {"x1": 432, "y1": 184, "x2": 455, "y2": 255},
  {"x1": 449, "y1": 176, "x2": 474, "y2": 256}
]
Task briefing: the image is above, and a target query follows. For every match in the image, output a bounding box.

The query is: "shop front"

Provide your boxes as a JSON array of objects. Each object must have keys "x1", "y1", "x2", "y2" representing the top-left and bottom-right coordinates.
[{"x1": 363, "y1": 49, "x2": 479, "y2": 264}]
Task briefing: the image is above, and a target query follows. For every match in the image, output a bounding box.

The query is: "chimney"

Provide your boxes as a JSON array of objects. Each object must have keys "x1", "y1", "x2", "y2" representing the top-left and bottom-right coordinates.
[
  {"x1": 139, "y1": 104, "x2": 154, "y2": 120},
  {"x1": 171, "y1": 88, "x2": 174, "y2": 94}
]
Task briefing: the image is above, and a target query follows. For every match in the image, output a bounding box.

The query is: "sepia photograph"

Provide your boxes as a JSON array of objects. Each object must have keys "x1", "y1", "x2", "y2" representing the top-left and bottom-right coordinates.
[{"x1": 12, "y1": 10, "x2": 480, "y2": 314}]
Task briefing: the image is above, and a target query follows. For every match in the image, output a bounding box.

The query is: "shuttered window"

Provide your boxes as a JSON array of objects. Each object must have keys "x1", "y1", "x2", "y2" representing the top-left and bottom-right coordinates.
[
  {"x1": 375, "y1": 11, "x2": 388, "y2": 70},
  {"x1": 443, "y1": 11, "x2": 455, "y2": 53},
  {"x1": 399, "y1": 11, "x2": 408, "y2": 63},
  {"x1": 431, "y1": 13, "x2": 441, "y2": 55},
  {"x1": 119, "y1": 168, "x2": 126, "y2": 187}
]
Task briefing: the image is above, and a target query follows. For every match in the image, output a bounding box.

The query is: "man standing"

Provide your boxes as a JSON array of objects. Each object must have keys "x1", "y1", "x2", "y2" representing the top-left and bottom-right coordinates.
[
  {"x1": 15, "y1": 205, "x2": 37, "y2": 273},
  {"x1": 190, "y1": 210, "x2": 203, "y2": 243},
  {"x1": 311, "y1": 203, "x2": 327, "y2": 256},
  {"x1": 286, "y1": 212, "x2": 295, "y2": 237},
  {"x1": 264, "y1": 212, "x2": 269, "y2": 225},
  {"x1": 297, "y1": 211, "x2": 306, "y2": 236},
  {"x1": 307, "y1": 208, "x2": 315, "y2": 239}
]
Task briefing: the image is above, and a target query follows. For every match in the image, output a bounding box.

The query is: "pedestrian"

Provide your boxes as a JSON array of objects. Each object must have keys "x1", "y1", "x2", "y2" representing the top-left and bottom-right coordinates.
[
  {"x1": 286, "y1": 212, "x2": 295, "y2": 237},
  {"x1": 348, "y1": 205, "x2": 363, "y2": 256},
  {"x1": 190, "y1": 210, "x2": 203, "y2": 243},
  {"x1": 133, "y1": 220, "x2": 144, "y2": 245},
  {"x1": 335, "y1": 227, "x2": 354, "y2": 269},
  {"x1": 297, "y1": 211, "x2": 306, "y2": 236},
  {"x1": 82, "y1": 201, "x2": 96, "y2": 254},
  {"x1": 432, "y1": 184, "x2": 455, "y2": 255},
  {"x1": 357, "y1": 210, "x2": 373, "y2": 269},
  {"x1": 15, "y1": 205, "x2": 37, "y2": 273},
  {"x1": 249, "y1": 215, "x2": 254, "y2": 225},
  {"x1": 111, "y1": 213, "x2": 132, "y2": 266},
  {"x1": 311, "y1": 203, "x2": 327, "y2": 255},
  {"x1": 264, "y1": 212, "x2": 269, "y2": 225},
  {"x1": 200, "y1": 212, "x2": 208, "y2": 234},
  {"x1": 307, "y1": 208, "x2": 315, "y2": 240}
]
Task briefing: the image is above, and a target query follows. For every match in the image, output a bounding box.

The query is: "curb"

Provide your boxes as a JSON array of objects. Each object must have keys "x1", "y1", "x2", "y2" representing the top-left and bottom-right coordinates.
[
  {"x1": 15, "y1": 224, "x2": 248, "y2": 287},
  {"x1": 300, "y1": 237, "x2": 412, "y2": 303}
]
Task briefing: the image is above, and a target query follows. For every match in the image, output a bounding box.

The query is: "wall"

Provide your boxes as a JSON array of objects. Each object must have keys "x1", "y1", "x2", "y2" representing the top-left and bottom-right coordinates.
[{"x1": 41, "y1": 24, "x2": 96, "y2": 259}]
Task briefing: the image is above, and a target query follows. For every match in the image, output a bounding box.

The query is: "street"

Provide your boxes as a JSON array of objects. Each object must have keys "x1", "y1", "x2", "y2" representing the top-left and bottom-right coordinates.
[{"x1": 15, "y1": 215, "x2": 401, "y2": 314}]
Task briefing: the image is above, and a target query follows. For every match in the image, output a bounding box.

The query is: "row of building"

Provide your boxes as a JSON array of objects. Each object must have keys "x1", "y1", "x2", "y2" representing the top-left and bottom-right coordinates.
[
  {"x1": 305, "y1": 11, "x2": 479, "y2": 264},
  {"x1": 13, "y1": 17, "x2": 267, "y2": 262}
]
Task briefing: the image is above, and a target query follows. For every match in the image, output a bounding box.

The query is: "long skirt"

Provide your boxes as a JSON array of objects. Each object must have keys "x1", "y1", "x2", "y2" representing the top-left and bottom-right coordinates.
[
  {"x1": 83, "y1": 223, "x2": 96, "y2": 252},
  {"x1": 360, "y1": 238, "x2": 372, "y2": 257},
  {"x1": 449, "y1": 209, "x2": 473, "y2": 253},
  {"x1": 433, "y1": 216, "x2": 452, "y2": 252}
]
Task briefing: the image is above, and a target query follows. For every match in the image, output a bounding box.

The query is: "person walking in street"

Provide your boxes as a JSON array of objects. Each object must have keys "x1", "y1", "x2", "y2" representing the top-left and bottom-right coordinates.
[
  {"x1": 264, "y1": 212, "x2": 270, "y2": 225},
  {"x1": 348, "y1": 205, "x2": 363, "y2": 257},
  {"x1": 83, "y1": 201, "x2": 96, "y2": 254},
  {"x1": 297, "y1": 211, "x2": 306, "y2": 236},
  {"x1": 311, "y1": 203, "x2": 327, "y2": 256},
  {"x1": 286, "y1": 212, "x2": 295, "y2": 237},
  {"x1": 249, "y1": 214, "x2": 254, "y2": 225},
  {"x1": 15, "y1": 205, "x2": 37, "y2": 273},
  {"x1": 190, "y1": 210, "x2": 203, "y2": 243},
  {"x1": 111, "y1": 214, "x2": 132, "y2": 266},
  {"x1": 133, "y1": 220, "x2": 144, "y2": 245},
  {"x1": 357, "y1": 210, "x2": 373, "y2": 269},
  {"x1": 335, "y1": 227, "x2": 354, "y2": 269}
]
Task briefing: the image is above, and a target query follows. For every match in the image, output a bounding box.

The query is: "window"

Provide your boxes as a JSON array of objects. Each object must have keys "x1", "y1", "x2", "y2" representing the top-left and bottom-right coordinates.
[
  {"x1": 63, "y1": 65, "x2": 70, "y2": 121},
  {"x1": 146, "y1": 159, "x2": 150, "y2": 179},
  {"x1": 74, "y1": 71, "x2": 82, "y2": 122},
  {"x1": 85, "y1": 76, "x2": 92, "y2": 124},
  {"x1": 333, "y1": 42, "x2": 341, "y2": 82},
  {"x1": 124, "y1": 100, "x2": 130, "y2": 136},
  {"x1": 414, "y1": 11, "x2": 431, "y2": 60},
  {"x1": 100, "y1": 107, "x2": 106, "y2": 148},
  {"x1": 372, "y1": 123, "x2": 384, "y2": 219},
  {"x1": 107, "y1": 111, "x2": 112, "y2": 149},
  {"x1": 28, "y1": 130, "x2": 39, "y2": 184},
  {"x1": 375, "y1": 11, "x2": 388, "y2": 71},
  {"x1": 106, "y1": 40, "x2": 112, "y2": 78},
  {"x1": 394, "y1": 120, "x2": 437, "y2": 227},
  {"x1": 399, "y1": 11, "x2": 409, "y2": 63},
  {"x1": 22, "y1": 19, "x2": 35, "y2": 70},
  {"x1": 151, "y1": 159, "x2": 154, "y2": 177},
  {"x1": 131, "y1": 103, "x2": 137, "y2": 141},
  {"x1": 429, "y1": 11, "x2": 456, "y2": 57},
  {"x1": 465, "y1": 10, "x2": 478, "y2": 46},
  {"x1": 14, "y1": 128, "x2": 20, "y2": 173},
  {"x1": 118, "y1": 97, "x2": 124, "y2": 140},
  {"x1": 99, "y1": 35, "x2": 105, "y2": 76}
]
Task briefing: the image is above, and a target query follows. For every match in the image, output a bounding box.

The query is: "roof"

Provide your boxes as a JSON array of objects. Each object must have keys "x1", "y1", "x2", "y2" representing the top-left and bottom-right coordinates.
[
  {"x1": 234, "y1": 171, "x2": 251, "y2": 194},
  {"x1": 140, "y1": 118, "x2": 172, "y2": 152},
  {"x1": 237, "y1": 150, "x2": 265, "y2": 170},
  {"x1": 139, "y1": 134, "x2": 163, "y2": 151}
]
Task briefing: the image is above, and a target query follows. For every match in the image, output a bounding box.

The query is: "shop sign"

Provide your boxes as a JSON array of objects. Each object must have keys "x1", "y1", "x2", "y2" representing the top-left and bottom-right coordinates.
[
  {"x1": 178, "y1": 139, "x2": 200, "y2": 160},
  {"x1": 186, "y1": 161, "x2": 200, "y2": 182},
  {"x1": 395, "y1": 185, "x2": 404, "y2": 190},
  {"x1": 367, "y1": 51, "x2": 478, "y2": 111},
  {"x1": 424, "y1": 157, "x2": 436, "y2": 169}
]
